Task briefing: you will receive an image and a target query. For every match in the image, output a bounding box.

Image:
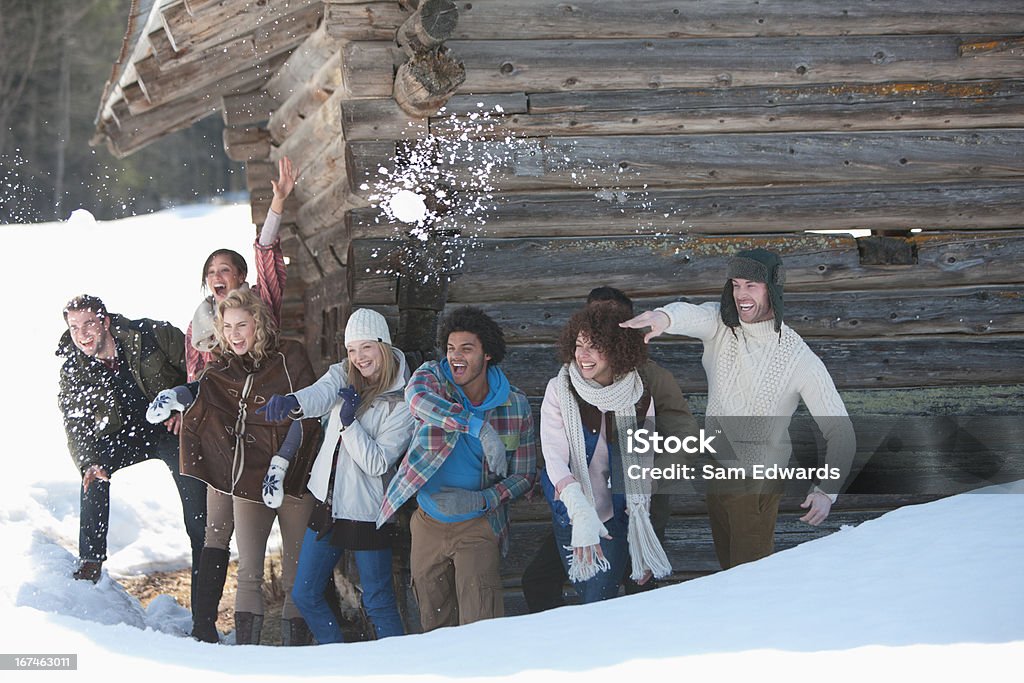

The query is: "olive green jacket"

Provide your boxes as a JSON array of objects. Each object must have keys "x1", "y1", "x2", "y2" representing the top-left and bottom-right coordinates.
[{"x1": 56, "y1": 314, "x2": 186, "y2": 472}]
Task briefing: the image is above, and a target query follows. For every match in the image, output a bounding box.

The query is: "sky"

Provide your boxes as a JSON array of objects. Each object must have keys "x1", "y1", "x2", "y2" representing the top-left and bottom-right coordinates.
[{"x1": 0, "y1": 203, "x2": 1020, "y2": 681}]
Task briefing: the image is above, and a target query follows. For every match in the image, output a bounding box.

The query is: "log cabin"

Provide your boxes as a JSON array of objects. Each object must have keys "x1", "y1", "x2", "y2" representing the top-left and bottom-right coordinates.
[{"x1": 93, "y1": 0, "x2": 1024, "y2": 626}]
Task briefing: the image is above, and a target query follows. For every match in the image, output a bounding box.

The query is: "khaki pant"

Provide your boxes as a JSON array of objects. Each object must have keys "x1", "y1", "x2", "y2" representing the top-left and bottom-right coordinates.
[
  {"x1": 706, "y1": 478, "x2": 782, "y2": 570},
  {"x1": 233, "y1": 494, "x2": 313, "y2": 619},
  {"x1": 203, "y1": 488, "x2": 235, "y2": 550},
  {"x1": 410, "y1": 508, "x2": 503, "y2": 631}
]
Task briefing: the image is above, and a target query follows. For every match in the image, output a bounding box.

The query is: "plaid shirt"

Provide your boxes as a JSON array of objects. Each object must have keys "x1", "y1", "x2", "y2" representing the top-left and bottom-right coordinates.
[{"x1": 377, "y1": 361, "x2": 536, "y2": 555}]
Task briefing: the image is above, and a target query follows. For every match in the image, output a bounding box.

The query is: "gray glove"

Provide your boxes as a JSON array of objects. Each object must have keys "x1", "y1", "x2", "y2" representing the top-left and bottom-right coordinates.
[
  {"x1": 478, "y1": 422, "x2": 507, "y2": 477},
  {"x1": 431, "y1": 487, "x2": 487, "y2": 517}
]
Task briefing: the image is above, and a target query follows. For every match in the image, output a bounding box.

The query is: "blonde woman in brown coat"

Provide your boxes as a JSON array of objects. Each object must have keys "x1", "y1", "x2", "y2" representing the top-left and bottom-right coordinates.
[{"x1": 149, "y1": 289, "x2": 320, "y2": 644}]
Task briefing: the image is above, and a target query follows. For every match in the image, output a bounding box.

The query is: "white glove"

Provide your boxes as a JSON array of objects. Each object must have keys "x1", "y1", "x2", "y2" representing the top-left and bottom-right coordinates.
[
  {"x1": 478, "y1": 422, "x2": 508, "y2": 478},
  {"x1": 146, "y1": 388, "x2": 185, "y2": 424},
  {"x1": 262, "y1": 456, "x2": 289, "y2": 508},
  {"x1": 558, "y1": 481, "x2": 608, "y2": 550}
]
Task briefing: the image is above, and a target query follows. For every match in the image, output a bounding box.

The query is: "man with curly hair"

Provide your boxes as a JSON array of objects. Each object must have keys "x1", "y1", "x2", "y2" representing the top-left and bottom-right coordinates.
[
  {"x1": 377, "y1": 306, "x2": 536, "y2": 630},
  {"x1": 622, "y1": 248, "x2": 855, "y2": 569}
]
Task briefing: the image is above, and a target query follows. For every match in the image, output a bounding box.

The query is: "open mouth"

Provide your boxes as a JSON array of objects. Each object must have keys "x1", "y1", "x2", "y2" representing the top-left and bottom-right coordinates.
[
  {"x1": 213, "y1": 283, "x2": 228, "y2": 298},
  {"x1": 451, "y1": 361, "x2": 467, "y2": 377},
  {"x1": 579, "y1": 362, "x2": 596, "y2": 371}
]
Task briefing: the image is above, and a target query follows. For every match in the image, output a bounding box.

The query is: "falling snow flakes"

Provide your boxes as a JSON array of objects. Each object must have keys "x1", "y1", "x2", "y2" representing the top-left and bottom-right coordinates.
[{"x1": 365, "y1": 105, "x2": 531, "y2": 283}]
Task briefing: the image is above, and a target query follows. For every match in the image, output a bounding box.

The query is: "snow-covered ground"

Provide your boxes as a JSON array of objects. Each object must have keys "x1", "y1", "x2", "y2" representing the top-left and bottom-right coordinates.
[{"x1": 0, "y1": 204, "x2": 1021, "y2": 681}]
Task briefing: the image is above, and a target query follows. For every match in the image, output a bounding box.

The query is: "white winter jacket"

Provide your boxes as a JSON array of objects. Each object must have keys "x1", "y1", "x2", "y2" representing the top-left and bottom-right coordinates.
[{"x1": 294, "y1": 348, "x2": 414, "y2": 523}]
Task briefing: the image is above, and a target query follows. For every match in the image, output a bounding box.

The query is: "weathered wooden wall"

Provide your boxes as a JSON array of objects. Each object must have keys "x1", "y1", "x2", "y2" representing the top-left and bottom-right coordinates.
[{"x1": 94, "y1": 0, "x2": 1024, "y2": 620}]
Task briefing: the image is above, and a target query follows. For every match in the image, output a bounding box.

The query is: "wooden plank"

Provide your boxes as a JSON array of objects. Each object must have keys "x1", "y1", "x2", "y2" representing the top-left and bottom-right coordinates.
[
  {"x1": 133, "y1": 35, "x2": 300, "y2": 111},
  {"x1": 532, "y1": 385, "x2": 1024, "y2": 420},
  {"x1": 223, "y1": 126, "x2": 271, "y2": 162},
  {"x1": 274, "y1": 88, "x2": 347, "y2": 202},
  {"x1": 261, "y1": 23, "x2": 340, "y2": 105},
  {"x1": 295, "y1": 171, "x2": 362, "y2": 237},
  {"x1": 322, "y1": 1, "x2": 1024, "y2": 40},
  {"x1": 325, "y1": 1, "x2": 410, "y2": 41},
  {"x1": 529, "y1": 79, "x2": 1024, "y2": 114},
  {"x1": 221, "y1": 88, "x2": 275, "y2": 126},
  {"x1": 160, "y1": 0, "x2": 321, "y2": 55},
  {"x1": 462, "y1": 286, "x2": 1024, "y2": 343},
  {"x1": 446, "y1": 93, "x2": 1024, "y2": 138},
  {"x1": 426, "y1": 231, "x2": 1024, "y2": 301},
  {"x1": 399, "y1": 130, "x2": 1024, "y2": 192},
  {"x1": 442, "y1": 35, "x2": 1024, "y2": 94},
  {"x1": 104, "y1": 62, "x2": 283, "y2": 156},
  {"x1": 342, "y1": 98, "x2": 428, "y2": 141},
  {"x1": 501, "y1": 336, "x2": 1024, "y2": 395},
  {"x1": 349, "y1": 239, "x2": 400, "y2": 305},
  {"x1": 341, "y1": 41, "x2": 404, "y2": 98},
  {"x1": 347, "y1": 181, "x2": 1024, "y2": 238},
  {"x1": 266, "y1": 51, "x2": 344, "y2": 144}
]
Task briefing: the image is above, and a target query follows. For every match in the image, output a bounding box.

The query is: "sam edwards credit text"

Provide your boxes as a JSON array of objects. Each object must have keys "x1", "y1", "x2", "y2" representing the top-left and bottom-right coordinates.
[{"x1": 626, "y1": 463, "x2": 843, "y2": 481}]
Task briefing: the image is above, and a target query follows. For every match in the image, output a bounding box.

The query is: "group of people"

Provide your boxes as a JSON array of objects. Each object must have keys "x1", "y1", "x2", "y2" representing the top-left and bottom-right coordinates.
[{"x1": 58, "y1": 164, "x2": 855, "y2": 645}]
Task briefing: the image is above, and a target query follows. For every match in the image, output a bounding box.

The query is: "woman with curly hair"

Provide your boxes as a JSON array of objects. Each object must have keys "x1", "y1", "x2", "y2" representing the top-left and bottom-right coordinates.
[
  {"x1": 540, "y1": 303, "x2": 672, "y2": 603},
  {"x1": 148, "y1": 288, "x2": 321, "y2": 644}
]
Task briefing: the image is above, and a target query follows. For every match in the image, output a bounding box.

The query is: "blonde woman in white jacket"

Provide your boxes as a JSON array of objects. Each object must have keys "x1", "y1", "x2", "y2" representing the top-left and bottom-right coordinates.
[{"x1": 260, "y1": 308, "x2": 414, "y2": 644}]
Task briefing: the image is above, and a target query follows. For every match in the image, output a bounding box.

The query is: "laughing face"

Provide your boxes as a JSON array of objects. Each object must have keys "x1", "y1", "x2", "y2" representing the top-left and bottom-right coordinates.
[
  {"x1": 66, "y1": 309, "x2": 114, "y2": 359},
  {"x1": 220, "y1": 307, "x2": 257, "y2": 356},
  {"x1": 731, "y1": 278, "x2": 774, "y2": 324},
  {"x1": 205, "y1": 255, "x2": 245, "y2": 303},
  {"x1": 446, "y1": 330, "x2": 491, "y2": 401},
  {"x1": 347, "y1": 340, "x2": 385, "y2": 382},
  {"x1": 574, "y1": 333, "x2": 614, "y2": 386}
]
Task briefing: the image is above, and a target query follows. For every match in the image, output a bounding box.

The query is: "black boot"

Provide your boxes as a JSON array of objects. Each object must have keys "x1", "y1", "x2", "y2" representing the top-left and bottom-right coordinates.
[
  {"x1": 191, "y1": 547, "x2": 229, "y2": 643},
  {"x1": 280, "y1": 617, "x2": 313, "y2": 646},
  {"x1": 233, "y1": 612, "x2": 263, "y2": 645}
]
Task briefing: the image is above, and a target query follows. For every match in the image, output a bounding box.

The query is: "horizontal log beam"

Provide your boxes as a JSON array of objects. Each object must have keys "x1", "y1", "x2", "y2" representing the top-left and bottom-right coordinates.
[
  {"x1": 461, "y1": 285, "x2": 1024, "y2": 343},
  {"x1": 346, "y1": 231, "x2": 1024, "y2": 302},
  {"x1": 345, "y1": 182, "x2": 1024, "y2": 238},
  {"x1": 324, "y1": 1, "x2": 1024, "y2": 40},
  {"x1": 439, "y1": 92, "x2": 1024, "y2": 139},
  {"x1": 437, "y1": 35, "x2": 1024, "y2": 95},
  {"x1": 501, "y1": 336, "x2": 1024, "y2": 395},
  {"x1": 528, "y1": 80, "x2": 1024, "y2": 114},
  {"x1": 348, "y1": 129, "x2": 1024, "y2": 194}
]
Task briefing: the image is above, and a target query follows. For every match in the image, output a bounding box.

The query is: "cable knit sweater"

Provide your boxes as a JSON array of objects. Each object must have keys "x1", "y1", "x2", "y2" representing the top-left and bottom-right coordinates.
[{"x1": 657, "y1": 301, "x2": 855, "y2": 497}]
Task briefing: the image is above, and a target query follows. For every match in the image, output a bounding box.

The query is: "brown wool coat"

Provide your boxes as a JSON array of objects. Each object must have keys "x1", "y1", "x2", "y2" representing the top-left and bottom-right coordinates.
[{"x1": 180, "y1": 339, "x2": 321, "y2": 502}]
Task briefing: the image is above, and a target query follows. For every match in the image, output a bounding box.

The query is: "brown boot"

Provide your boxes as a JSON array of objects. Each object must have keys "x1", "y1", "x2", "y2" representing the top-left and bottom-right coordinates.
[
  {"x1": 233, "y1": 612, "x2": 263, "y2": 645},
  {"x1": 280, "y1": 617, "x2": 313, "y2": 646},
  {"x1": 72, "y1": 561, "x2": 102, "y2": 584}
]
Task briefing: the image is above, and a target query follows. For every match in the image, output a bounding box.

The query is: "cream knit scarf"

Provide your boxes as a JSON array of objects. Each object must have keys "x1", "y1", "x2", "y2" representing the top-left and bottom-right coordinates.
[{"x1": 558, "y1": 363, "x2": 672, "y2": 581}]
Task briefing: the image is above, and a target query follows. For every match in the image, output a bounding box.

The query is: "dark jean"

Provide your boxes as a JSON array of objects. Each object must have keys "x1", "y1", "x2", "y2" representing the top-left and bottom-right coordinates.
[
  {"x1": 291, "y1": 527, "x2": 405, "y2": 644},
  {"x1": 551, "y1": 513, "x2": 629, "y2": 604},
  {"x1": 78, "y1": 431, "x2": 206, "y2": 586}
]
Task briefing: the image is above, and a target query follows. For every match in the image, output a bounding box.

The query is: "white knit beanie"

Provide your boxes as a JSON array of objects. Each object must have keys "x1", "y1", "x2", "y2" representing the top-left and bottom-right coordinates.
[{"x1": 345, "y1": 308, "x2": 392, "y2": 346}]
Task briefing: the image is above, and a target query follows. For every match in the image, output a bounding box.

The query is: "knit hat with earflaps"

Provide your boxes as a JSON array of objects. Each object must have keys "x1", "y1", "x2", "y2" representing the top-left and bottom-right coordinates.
[
  {"x1": 345, "y1": 308, "x2": 392, "y2": 346},
  {"x1": 720, "y1": 248, "x2": 785, "y2": 335}
]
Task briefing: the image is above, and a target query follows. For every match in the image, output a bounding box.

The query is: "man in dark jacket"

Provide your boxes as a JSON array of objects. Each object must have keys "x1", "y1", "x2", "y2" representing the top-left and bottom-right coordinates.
[{"x1": 57, "y1": 294, "x2": 206, "y2": 590}]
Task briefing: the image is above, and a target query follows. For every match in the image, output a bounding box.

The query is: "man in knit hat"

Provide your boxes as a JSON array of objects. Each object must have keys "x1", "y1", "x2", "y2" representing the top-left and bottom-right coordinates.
[
  {"x1": 377, "y1": 306, "x2": 536, "y2": 630},
  {"x1": 621, "y1": 248, "x2": 855, "y2": 569}
]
